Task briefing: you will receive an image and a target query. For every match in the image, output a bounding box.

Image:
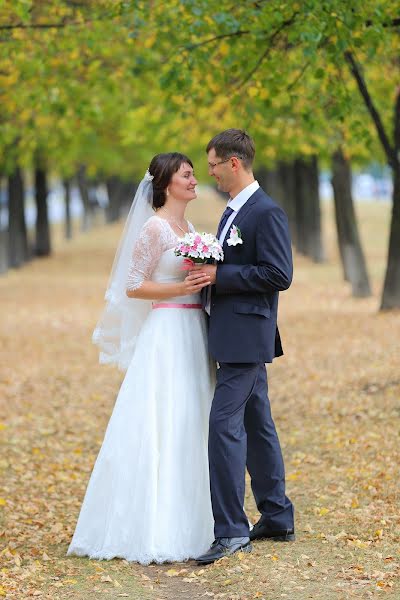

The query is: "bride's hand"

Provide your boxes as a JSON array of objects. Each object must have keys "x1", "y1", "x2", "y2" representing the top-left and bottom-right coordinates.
[{"x1": 182, "y1": 272, "x2": 211, "y2": 294}]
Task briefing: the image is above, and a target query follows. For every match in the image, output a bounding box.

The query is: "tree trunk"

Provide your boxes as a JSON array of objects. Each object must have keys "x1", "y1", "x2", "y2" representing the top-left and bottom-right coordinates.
[
  {"x1": 381, "y1": 166, "x2": 400, "y2": 309},
  {"x1": 255, "y1": 163, "x2": 297, "y2": 246},
  {"x1": 331, "y1": 149, "x2": 371, "y2": 297},
  {"x1": 106, "y1": 176, "x2": 124, "y2": 223},
  {"x1": 294, "y1": 156, "x2": 324, "y2": 262},
  {"x1": 121, "y1": 180, "x2": 137, "y2": 212},
  {"x1": 278, "y1": 161, "x2": 297, "y2": 247},
  {"x1": 34, "y1": 167, "x2": 51, "y2": 256},
  {"x1": 343, "y1": 52, "x2": 400, "y2": 309},
  {"x1": 8, "y1": 167, "x2": 29, "y2": 268},
  {"x1": 0, "y1": 230, "x2": 8, "y2": 274},
  {"x1": 77, "y1": 165, "x2": 93, "y2": 231},
  {"x1": 0, "y1": 178, "x2": 7, "y2": 274},
  {"x1": 255, "y1": 165, "x2": 286, "y2": 205},
  {"x1": 64, "y1": 179, "x2": 72, "y2": 239}
]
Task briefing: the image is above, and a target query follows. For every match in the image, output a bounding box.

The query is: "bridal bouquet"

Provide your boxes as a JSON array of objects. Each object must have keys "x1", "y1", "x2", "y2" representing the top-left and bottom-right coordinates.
[{"x1": 174, "y1": 232, "x2": 224, "y2": 269}]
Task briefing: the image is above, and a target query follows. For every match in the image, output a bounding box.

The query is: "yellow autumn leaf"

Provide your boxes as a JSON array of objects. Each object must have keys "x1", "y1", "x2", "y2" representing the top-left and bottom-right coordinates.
[
  {"x1": 287, "y1": 471, "x2": 301, "y2": 481},
  {"x1": 0, "y1": 498, "x2": 6, "y2": 506},
  {"x1": 166, "y1": 569, "x2": 180, "y2": 577},
  {"x1": 219, "y1": 41, "x2": 230, "y2": 57},
  {"x1": 144, "y1": 34, "x2": 156, "y2": 49},
  {"x1": 319, "y1": 507, "x2": 330, "y2": 516}
]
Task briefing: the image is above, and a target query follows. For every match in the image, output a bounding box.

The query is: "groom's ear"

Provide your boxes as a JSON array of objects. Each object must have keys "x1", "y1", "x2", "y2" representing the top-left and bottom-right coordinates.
[{"x1": 230, "y1": 157, "x2": 242, "y2": 172}]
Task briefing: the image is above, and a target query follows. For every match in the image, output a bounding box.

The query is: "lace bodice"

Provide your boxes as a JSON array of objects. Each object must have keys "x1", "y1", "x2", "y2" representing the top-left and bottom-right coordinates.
[{"x1": 126, "y1": 216, "x2": 194, "y2": 291}]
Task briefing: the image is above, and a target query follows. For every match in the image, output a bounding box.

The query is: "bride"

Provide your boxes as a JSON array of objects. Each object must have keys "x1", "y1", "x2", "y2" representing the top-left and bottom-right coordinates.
[{"x1": 67, "y1": 153, "x2": 215, "y2": 564}]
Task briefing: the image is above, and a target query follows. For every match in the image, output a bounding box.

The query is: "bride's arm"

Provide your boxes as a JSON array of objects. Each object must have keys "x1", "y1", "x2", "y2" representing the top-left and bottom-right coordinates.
[
  {"x1": 127, "y1": 276, "x2": 210, "y2": 300},
  {"x1": 126, "y1": 218, "x2": 210, "y2": 299}
]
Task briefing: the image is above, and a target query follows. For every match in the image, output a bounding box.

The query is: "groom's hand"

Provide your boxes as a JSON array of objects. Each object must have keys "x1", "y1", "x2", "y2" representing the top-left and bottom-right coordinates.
[{"x1": 191, "y1": 264, "x2": 217, "y2": 284}]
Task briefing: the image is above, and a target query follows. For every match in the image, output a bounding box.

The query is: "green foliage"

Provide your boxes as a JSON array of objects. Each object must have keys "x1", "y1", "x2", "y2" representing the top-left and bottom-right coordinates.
[{"x1": 0, "y1": 0, "x2": 398, "y2": 176}]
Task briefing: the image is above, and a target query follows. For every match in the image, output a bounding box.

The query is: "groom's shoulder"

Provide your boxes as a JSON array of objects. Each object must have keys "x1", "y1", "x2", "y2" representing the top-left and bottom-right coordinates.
[{"x1": 254, "y1": 187, "x2": 285, "y2": 215}]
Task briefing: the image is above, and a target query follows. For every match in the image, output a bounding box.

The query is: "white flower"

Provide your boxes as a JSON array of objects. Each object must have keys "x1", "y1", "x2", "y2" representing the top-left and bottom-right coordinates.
[
  {"x1": 144, "y1": 169, "x2": 154, "y2": 182},
  {"x1": 226, "y1": 225, "x2": 243, "y2": 246}
]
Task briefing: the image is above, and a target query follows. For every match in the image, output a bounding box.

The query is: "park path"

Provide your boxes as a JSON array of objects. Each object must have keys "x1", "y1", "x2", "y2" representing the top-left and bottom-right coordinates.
[{"x1": 1, "y1": 195, "x2": 399, "y2": 599}]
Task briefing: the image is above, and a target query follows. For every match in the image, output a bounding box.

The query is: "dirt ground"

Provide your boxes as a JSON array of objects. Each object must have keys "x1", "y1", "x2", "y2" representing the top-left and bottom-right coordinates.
[{"x1": 1, "y1": 191, "x2": 399, "y2": 599}]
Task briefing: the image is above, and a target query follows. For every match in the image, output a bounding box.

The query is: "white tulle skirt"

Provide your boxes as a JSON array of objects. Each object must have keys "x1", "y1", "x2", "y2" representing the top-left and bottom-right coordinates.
[{"x1": 68, "y1": 303, "x2": 215, "y2": 564}]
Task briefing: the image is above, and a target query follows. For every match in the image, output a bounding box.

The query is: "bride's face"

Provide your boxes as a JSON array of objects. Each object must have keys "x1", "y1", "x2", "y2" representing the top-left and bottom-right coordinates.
[{"x1": 168, "y1": 162, "x2": 197, "y2": 203}]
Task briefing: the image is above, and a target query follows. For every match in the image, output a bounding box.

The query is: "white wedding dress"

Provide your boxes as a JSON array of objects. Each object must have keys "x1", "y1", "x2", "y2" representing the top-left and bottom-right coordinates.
[{"x1": 68, "y1": 216, "x2": 215, "y2": 564}]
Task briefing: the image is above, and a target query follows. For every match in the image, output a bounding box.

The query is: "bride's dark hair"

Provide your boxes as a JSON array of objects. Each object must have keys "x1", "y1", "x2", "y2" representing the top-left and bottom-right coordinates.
[{"x1": 148, "y1": 152, "x2": 193, "y2": 209}]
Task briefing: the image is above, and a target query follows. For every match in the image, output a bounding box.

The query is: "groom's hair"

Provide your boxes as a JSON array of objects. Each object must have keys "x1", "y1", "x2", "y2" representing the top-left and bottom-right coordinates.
[{"x1": 206, "y1": 129, "x2": 255, "y2": 171}]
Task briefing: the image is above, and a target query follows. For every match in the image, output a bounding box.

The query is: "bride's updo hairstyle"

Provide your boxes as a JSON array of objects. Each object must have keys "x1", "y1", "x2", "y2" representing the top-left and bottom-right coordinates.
[{"x1": 148, "y1": 152, "x2": 193, "y2": 210}]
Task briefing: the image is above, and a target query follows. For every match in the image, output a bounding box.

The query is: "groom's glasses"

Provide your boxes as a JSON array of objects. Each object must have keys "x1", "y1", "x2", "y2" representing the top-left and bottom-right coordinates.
[{"x1": 208, "y1": 156, "x2": 243, "y2": 170}]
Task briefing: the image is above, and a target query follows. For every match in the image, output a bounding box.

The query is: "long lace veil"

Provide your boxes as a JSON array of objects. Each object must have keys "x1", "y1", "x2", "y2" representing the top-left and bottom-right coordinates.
[{"x1": 92, "y1": 171, "x2": 154, "y2": 370}]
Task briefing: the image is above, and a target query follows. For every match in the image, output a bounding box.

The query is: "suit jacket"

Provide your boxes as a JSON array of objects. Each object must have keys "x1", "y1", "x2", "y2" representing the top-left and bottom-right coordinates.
[{"x1": 208, "y1": 187, "x2": 293, "y2": 363}]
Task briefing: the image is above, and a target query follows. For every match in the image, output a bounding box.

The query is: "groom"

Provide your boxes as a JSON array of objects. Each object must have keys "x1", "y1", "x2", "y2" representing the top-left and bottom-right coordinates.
[{"x1": 194, "y1": 129, "x2": 295, "y2": 564}]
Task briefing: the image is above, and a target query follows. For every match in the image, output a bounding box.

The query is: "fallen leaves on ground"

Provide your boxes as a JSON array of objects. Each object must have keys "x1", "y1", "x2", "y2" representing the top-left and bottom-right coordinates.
[{"x1": 1, "y1": 199, "x2": 399, "y2": 600}]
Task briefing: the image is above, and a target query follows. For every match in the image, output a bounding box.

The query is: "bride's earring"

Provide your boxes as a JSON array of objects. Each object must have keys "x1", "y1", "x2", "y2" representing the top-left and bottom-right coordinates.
[{"x1": 166, "y1": 188, "x2": 170, "y2": 197}]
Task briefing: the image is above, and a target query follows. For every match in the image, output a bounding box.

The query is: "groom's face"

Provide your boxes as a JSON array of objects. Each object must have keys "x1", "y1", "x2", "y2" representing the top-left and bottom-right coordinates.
[{"x1": 207, "y1": 148, "x2": 233, "y2": 194}]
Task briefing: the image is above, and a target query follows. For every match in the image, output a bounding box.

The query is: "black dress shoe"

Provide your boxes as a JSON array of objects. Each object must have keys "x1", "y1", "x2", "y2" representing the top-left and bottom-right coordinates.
[
  {"x1": 250, "y1": 520, "x2": 295, "y2": 542},
  {"x1": 196, "y1": 537, "x2": 252, "y2": 564}
]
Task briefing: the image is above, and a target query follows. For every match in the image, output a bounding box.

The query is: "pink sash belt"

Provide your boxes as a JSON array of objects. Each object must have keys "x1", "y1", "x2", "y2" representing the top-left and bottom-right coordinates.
[{"x1": 152, "y1": 302, "x2": 202, "y2": 309}]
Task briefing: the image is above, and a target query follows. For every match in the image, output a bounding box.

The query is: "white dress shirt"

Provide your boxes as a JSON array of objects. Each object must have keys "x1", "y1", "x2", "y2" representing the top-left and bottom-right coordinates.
[{"x1": 218, "y1": 180, "x2": 260, "y2": 244}]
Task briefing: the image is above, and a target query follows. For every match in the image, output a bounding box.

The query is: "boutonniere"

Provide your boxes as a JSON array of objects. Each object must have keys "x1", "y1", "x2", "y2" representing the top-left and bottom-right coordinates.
[{"x1": 227, "y1": 225, "x2": 243, "y2": 247}]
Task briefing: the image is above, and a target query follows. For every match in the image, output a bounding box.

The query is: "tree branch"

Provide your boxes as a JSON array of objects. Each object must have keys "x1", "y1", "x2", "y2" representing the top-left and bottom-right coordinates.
[
  {"x1": 0, "y1": 5, "x2": 127, "y2": 30},
  {"x1": 233, "y1": 13, "x2": 298, "y2": 91},
  {"x1": 344, "y1": 50, "x2": 397, "y2": 168},
  {"x1": 0, "y1": 22, "x2": 69, "y2": 30},
  {"x1": 287, "y1": 60, "x2": 311, "y2": 92},
  {"x1": 184, "y1": 30, "x2": 250, "y2": 51},
  {"x1": 365, "y1": 17, "x2": 400, "y2": 29},
  {"x1": 234, "y1": 44, "x2": 271, "y2": 91}
]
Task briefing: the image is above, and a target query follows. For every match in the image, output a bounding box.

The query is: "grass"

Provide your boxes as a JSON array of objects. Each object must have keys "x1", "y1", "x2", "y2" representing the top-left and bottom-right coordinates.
[{"x1": 0, "y1": 191, "x2": 399, "y2": 600}]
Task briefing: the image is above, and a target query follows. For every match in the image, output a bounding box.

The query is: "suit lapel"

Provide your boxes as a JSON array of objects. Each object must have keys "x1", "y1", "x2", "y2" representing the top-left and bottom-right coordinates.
[{"x1": 222, "y1": 188, "x2": 262, "y2": 248}]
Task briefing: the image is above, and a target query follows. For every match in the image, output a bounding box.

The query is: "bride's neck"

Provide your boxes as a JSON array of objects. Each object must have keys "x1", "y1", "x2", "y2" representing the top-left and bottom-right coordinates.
[{"x1": 160, "y1": 200, "x2": 186, "y2": 220}]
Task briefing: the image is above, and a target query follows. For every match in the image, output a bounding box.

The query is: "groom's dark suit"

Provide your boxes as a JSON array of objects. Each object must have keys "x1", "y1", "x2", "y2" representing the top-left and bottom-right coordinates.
[{"x1": 208, "y1": 185, "x2": 294, "y2": 538}]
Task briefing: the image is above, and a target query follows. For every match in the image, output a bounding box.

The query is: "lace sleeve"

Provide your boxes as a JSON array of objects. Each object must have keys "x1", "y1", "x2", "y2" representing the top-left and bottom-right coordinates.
[
  {"x1": 188, "y1": 220, "x2": 196, "y2": 233},
  {"x1": 126, "y1": 217, "x2": 166, "y2": 291}
]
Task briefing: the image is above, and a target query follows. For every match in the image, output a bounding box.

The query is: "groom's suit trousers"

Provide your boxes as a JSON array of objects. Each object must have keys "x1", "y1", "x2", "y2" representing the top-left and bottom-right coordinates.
[{"x1": 208, "y1": 362, "x2": 294, "y2": 538}]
